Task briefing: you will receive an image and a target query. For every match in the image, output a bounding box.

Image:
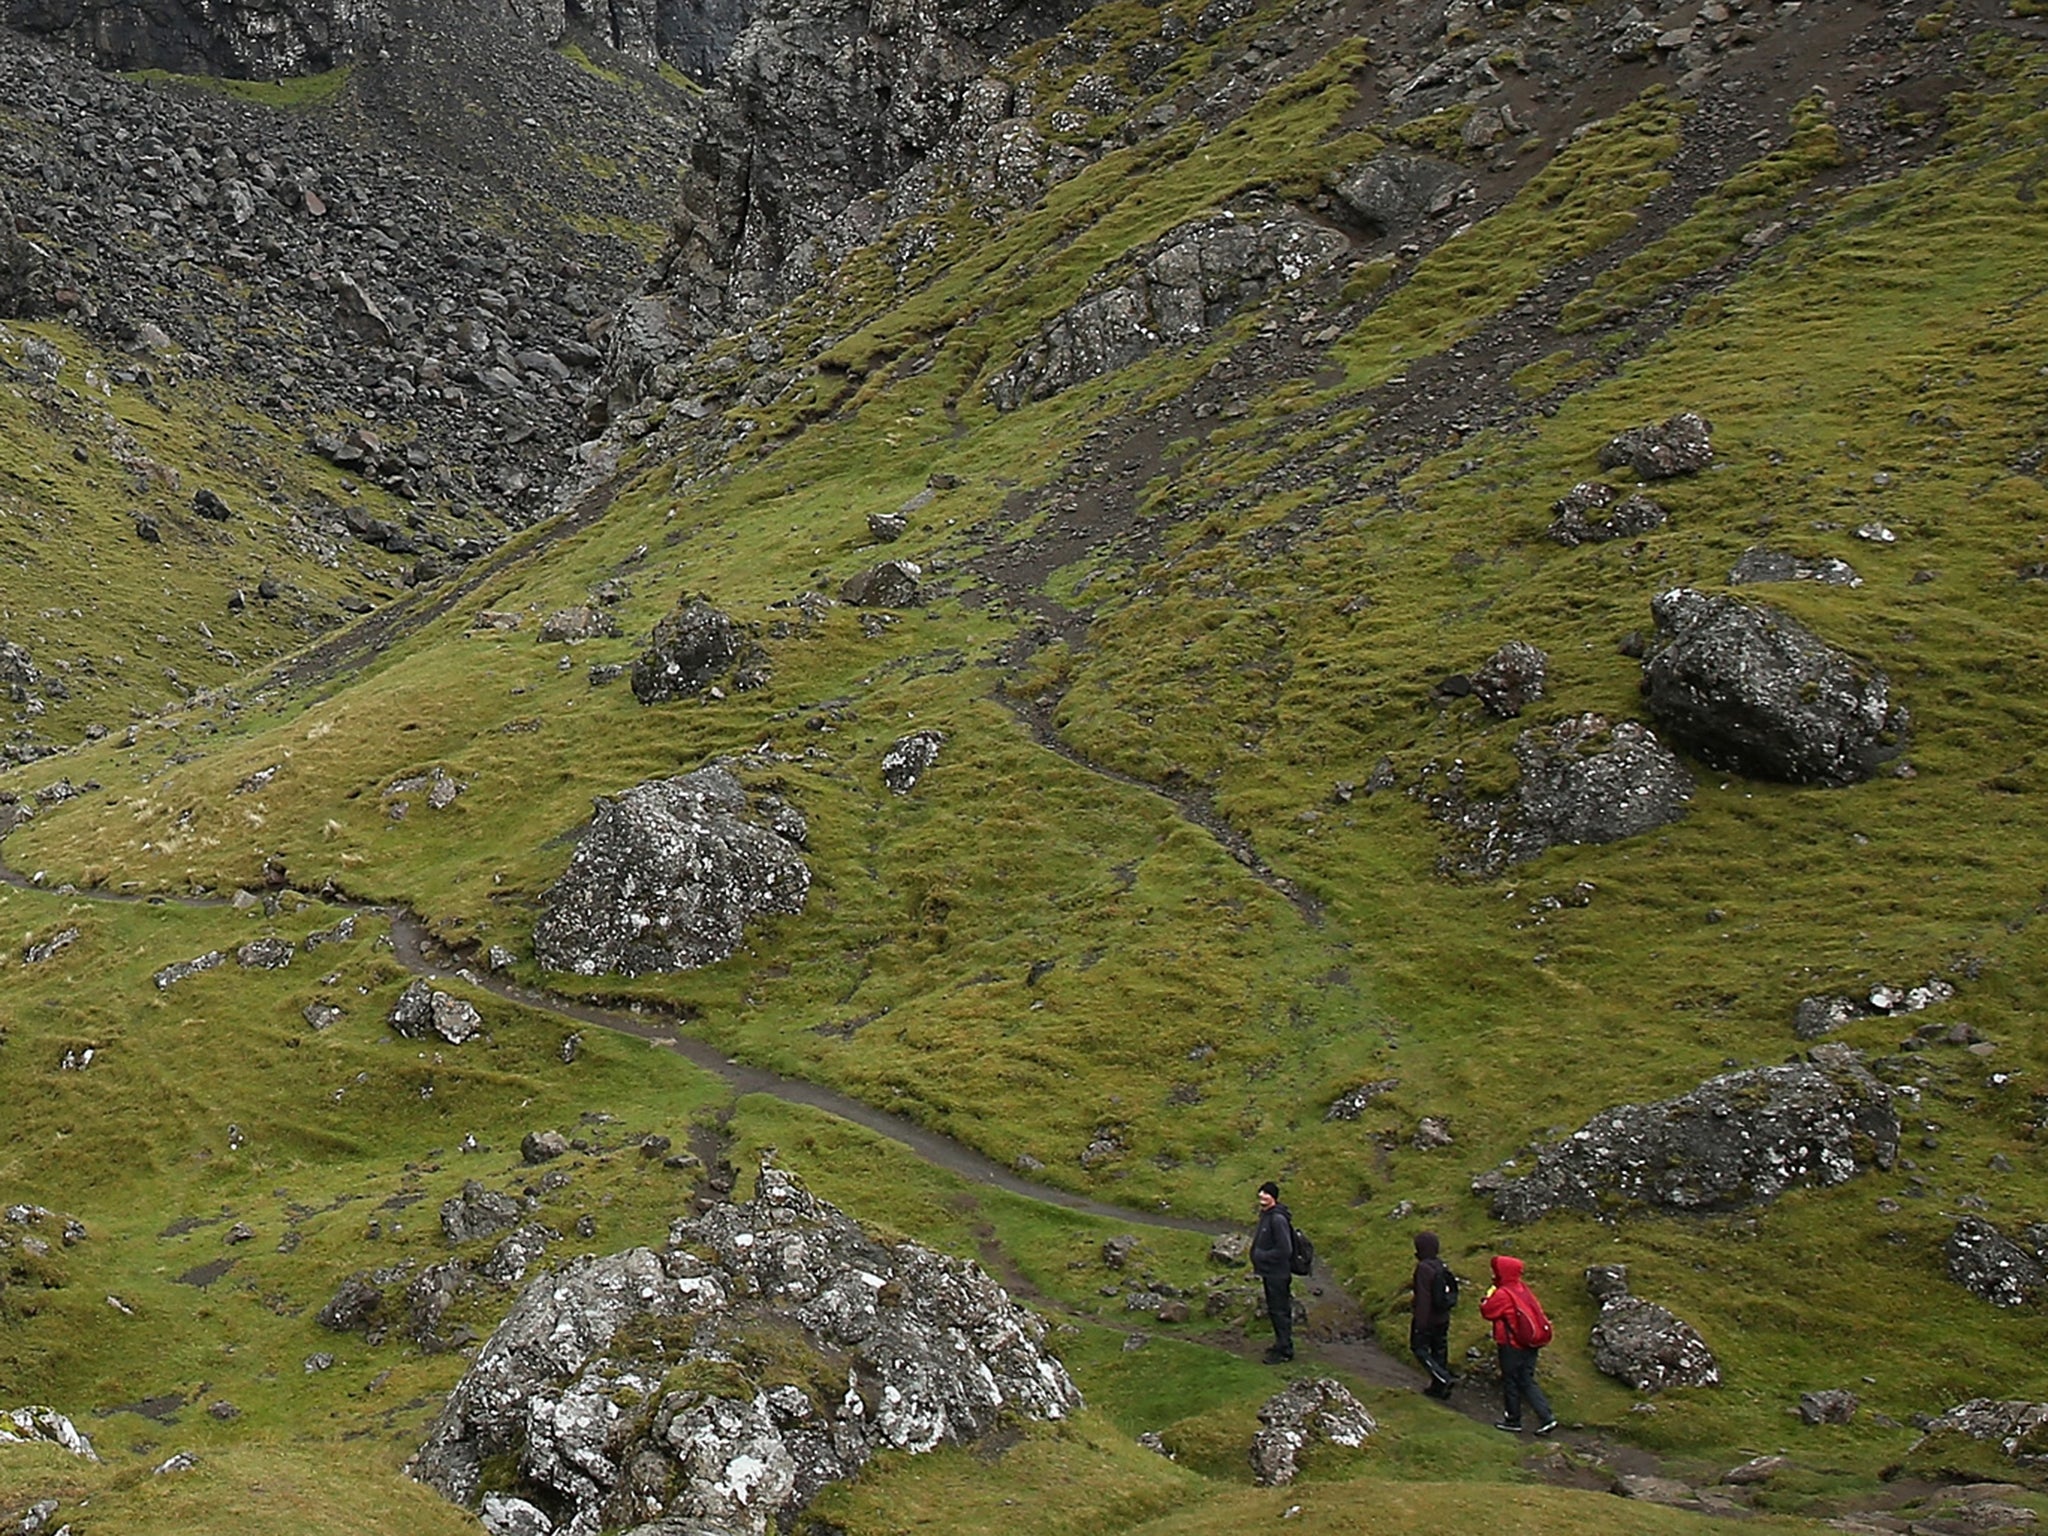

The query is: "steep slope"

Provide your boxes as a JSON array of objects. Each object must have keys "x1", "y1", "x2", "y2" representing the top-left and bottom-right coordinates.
[{"x1": 6, "y1": 0, "x2": 2048, "y2": 1532}]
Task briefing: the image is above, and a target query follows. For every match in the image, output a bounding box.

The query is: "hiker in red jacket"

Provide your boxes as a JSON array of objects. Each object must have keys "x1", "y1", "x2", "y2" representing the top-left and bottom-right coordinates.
[{"x1": 1479, "y1": 1254, "x2": 1557, "y2": 1434}]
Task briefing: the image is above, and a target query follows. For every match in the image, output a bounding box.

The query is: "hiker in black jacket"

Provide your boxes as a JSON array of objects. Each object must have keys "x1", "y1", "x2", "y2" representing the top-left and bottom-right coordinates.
[
  {"x1": 1250, "y1": 1179, "x2": 1296, "y2": 1363},
  {"x1": 1409, "y1": 1229, "x2": 1457, "y2": 1398}
]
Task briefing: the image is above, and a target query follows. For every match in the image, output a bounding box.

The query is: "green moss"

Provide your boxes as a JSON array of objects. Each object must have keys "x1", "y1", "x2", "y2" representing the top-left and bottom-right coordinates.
[{"x1": 121, "y1": 66, "x2": 353, "y2": 107}]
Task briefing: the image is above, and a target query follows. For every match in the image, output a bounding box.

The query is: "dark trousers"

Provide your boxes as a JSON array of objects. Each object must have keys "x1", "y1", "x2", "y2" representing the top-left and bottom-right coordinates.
[
  {"x1": 1261, "y1": 1272, "x2": 1294, "y2": 1356},
  {"x1": 1411, "y1": 1319, "x2": 1453, "y2": 1388},
  {"x1": 1499, "y1": 1344, "x2": 1553, "y2": 1426}
]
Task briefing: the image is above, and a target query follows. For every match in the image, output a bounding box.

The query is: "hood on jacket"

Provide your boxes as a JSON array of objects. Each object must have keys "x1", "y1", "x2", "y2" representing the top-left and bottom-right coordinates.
[
  {"x1": 1491, "y1": 1253, "x2": 1524, "y2": 1285},
  {"x1": 1414, "y1": 1230, "x2": 1440, "y2": 1261}
]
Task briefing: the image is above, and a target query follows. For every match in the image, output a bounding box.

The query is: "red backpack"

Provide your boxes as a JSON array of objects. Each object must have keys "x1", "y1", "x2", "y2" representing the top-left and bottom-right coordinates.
[{"x1": 1515, "y1": 1291, "x2": 1554, "y2": 1348}]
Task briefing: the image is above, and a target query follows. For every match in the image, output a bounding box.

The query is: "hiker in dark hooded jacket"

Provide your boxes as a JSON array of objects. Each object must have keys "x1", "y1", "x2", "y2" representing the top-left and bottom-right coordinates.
[
  {"x1": 1479, "y1": 1253, "x2": 1557, "y2": 1434},
  {"x1": 1249, "y1": 1179, "x2": 1295, "y2": 1363},
  {"x1": 1408, "y1": 1230, "x2": 1456, "y2": 1397}
]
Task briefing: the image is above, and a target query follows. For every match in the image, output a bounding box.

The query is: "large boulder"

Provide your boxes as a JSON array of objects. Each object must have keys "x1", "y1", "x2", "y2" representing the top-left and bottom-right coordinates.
[
  {"x1": 409, "y1": 1162, "x2": 1081, "y2": 1535},
  {"x1": 985, "y1": 209, "x2": 1348, "y2": 409},
  {"x1": 1585, "y1": 1266, "x2": 1719, "y2": 1394},
  {"x1": 389, "y1": 979, "x2": 484, "y2": 1045},
  {"x1": 1639, "y1": 588, "x2": 1907, "y2": 785},
  {"x1": 532, "y1": 763, "x2": 810, "y2": 976},
  {"x1": 1547, "y1": 483, "x2": 1668, "y2": 547},
  {"x1": 1476, "y1": 1045, "x2": 1899, "y2": 1222},
  {"x1": 0, "y1": 1405, "x2": 97, "y2": 1459},
  {"x1": 1330, "y1": 154, "x2": 1469, "y2": 240}
]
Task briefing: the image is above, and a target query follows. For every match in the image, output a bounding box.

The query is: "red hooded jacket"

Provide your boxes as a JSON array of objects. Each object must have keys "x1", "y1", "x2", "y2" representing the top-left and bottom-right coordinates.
[{"x1": 1478, "y1": 1254, "x2": 1553, "y2": 1349}]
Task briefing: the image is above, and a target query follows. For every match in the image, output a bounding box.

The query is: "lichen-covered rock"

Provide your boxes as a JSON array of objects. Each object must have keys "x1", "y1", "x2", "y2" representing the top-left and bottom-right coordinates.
[
  {"x1": 880, "y1": 728, "x2": 945, "y2": 794},
  {"x1": 1547, "y1": 482, "x2": 1669, "y2": 547},
  {"x1": 441, "y1": 1181, "x2": 525, "y2": 1245},
  {"x1": 0, "y1": 1405, "x2": 97, "y2": 1460},
  {"x1": 1640, "y1": 588, "x2": 1907, "y2": 786},
  {"x1": 1248, "y1": 1377, "x2": 1376, "y2": 1486},
  {"x1": 1476, "y1": 1045, "x2": 1898, "y2": 1222},
  {"x1": 236, "y1": 936, "x2": 294, "y2": 970},
  {"x1": 843, "y1": 559, "x2": 923, "y2": 608},
  {"x1": 1585, "y1": 1265, "x2": 1719, "y2": 1393},
  {"x1": 1470, "y1": 642, "x2": 1546, "y2": 718},
  {"x1": 1793, "y1": 977, "x2": 1955, "y2": 1039},
  {"x1": 1598, "y1": 411, "x2": 1714, "y2": 479},
  {"x1": 1799, "y1": 1389, "x2": 1859, "y2": 1426},
  {"x1": 1429, "y1": 714, "x2": 1692, "y2": 872},
  {"x1": 631, "y1": 597, "x2": 750, "y2": 703},
  {"x1": 537, "y1": 605, "x2": 620, "y2": 643},
  {"x1": 153, "y1": 950, "x2": 226, "y2": 990},
  {"x1": 1946, "y1": 1218, "x2": 2048, "y2": 1308},
  {"x1": 389, "y1": 978, "x2": 484, "y2": 1044},
  {"x1": 410, "y1": 1163, "x2": 1081, "y2": 1535},
  {"x1": 317, "y1": 1273, "x2": 386, "y2": 1334},
  {"x1": 1916, "y1": 1400, "x2": 2048, "y2": 1470},
  {"x1": 985, "y1": 209, "x2": 1347, "y2": 409},
  {"x1": 1728, "y1": 547, "x2": 1861, "y2": 588},
  {"x1": 532, "y1": 763, "x2": 810, "y2": 977}
]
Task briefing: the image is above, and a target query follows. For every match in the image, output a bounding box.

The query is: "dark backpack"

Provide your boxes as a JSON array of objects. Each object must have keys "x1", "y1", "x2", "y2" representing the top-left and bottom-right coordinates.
[
  {"x1": 1429, "y1": 1261, "x2": 1459, "y2": 1314},
  {"x1": 1289, "y1": 1223, "x2": 1315, "y2": 1276}
]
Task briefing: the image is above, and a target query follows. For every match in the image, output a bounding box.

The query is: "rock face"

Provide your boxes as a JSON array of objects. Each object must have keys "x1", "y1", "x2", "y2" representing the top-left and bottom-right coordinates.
[
  {"x1": 1598, "y1": 411, "x2": 1714, "y2": 479},
  {"x1": 1639, "y1": 588, "x2": 1906, "y2": 785},
  {"x1": 1477, "y1": 1046, "x2": 1898, "y2": 1222},
  {"x1": 532, "y1": 763, "x2": 811, "y2": 976},
  {"x1": 1585, "y1": 1265, "x2": 1719, "y2": 1394},
  {"x1": 1248, "y1": 1377, "x2": 1375, "y2": 1486},
  {"x1": 410, "y1": 1162, "x2": 1081, "y2": 1535},
  {"x1": 1945, "y1": 1218, "x2": 2048, "y2": 1308},
  {"x1": 2, "y1": 0, "x2": 384, "y2": 76},
  {"x1": 985, "y1": 209, "x2": 1348, "y2": 409}
]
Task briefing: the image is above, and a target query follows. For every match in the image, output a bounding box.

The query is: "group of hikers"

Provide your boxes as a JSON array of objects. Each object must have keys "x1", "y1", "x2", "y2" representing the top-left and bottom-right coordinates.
[{"x1": 1251, "y1": 1180, "x2": 1558, "y2": 1434}]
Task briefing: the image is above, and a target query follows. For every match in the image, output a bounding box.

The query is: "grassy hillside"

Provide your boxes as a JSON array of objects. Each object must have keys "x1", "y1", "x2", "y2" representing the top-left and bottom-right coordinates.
[{"x1": 6, "y1": 0, "x2": 2048, "y2": 1532}]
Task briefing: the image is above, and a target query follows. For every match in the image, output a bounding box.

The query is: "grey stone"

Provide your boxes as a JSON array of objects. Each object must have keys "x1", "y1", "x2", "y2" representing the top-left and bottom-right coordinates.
[
  {"x1": 1478, "y1": 1046, "x2": 1898, "y2": 1221},
  {"x1": 441, "y1": 1181, "x2": 524, "y2": 1245},
  {"x1": 390, "y1": 978, "x2": 484, "y2": 1045},
  {"x1": 153, "y1": 950, "x2": 226, "y2": 990},
  {"x1": 1248, "y1": 1377, "x2": 1375, "y2": 1485},
  {"x1": 1470, "y1": 642, "x2": 1546, "y2": 718},
  {"x1": 236, "y1": 936, "x2": 294, "y2": 970},
  {"x1": 1640, "y1": 588, "x2": 1907, "y2": 785},
  {"x1": 316, "y1": 1273, "x2": 385, "y2": 1333},
  {"x1": 843, "y1": 559, "x2": 924, "y2": 608},
  {"x1": 1548, "y1": 482, "x2": 1668, "y2": 547},
  {"x1": 1585, "y1": 1265, "x2": 1719, "y2": 1393},
  {"x1": 1729, "y1": 547, "x2": 1861, "y2": 587},
  {"x1": 1331, "y1": 154, "x2": 1469, "y2": 239},
  {"x1": 631, "y1": 597, "x2": 753, "y2": 703},
  {"x1": 521, "y1": 1130, "x2": 570, "y2": 1165},
  {"x1": 880, "y1": 728, "x2": 945, "y2": 794},
  {"x1": 532, "y1": 763, "x2": 811, "y2": 977},
  {"x1": 1946, "y1": 1217, "x2": 2048, "y2": 1308},
  {"x1": 538, "y1": 606, "x2": 620, "y2": 643},
  {"x1": 1598, "y1": 412, "x2": 1714, "y2": 479},
  {"x1": 1798, "y1": 1389, "x2": 1859, "y2": 1425},
  {"x1": 1917, "y1": 1401, "x2": 2048, "y2": 1469},
  {"x1": 0, "y1": 1405, "x2": 97, "y2": 1460}
]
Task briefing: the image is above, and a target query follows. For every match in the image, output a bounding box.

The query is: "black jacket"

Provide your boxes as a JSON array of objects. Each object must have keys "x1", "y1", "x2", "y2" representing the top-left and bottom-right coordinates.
[
  {"x1": 1410, "y1": 1229, "x2": 1451, "y2": 1328},
  {"x1": 1251, "y1": 1202, "x2": 1295, "y2": 1278}
]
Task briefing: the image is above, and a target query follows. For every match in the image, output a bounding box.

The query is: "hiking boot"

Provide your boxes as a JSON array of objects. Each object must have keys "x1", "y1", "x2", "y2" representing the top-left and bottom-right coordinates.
[
  {"x1": 1262, "y1": 1347, "x2": 1293, "y2": 1364},
  {"x1": 1494, "y1": 1419, "x2": 1523, "y2": 1433},
  {"x1": 1534, "y1": 1419, "x2": 1558, "y2": 1436}
]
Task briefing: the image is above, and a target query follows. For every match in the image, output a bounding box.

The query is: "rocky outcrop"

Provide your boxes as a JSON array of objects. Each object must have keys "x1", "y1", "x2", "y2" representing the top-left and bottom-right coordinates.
[
  {"x1": 410, "y1": 1162, "x2": 1081, "y2": 1534},
  {"x1": 1599, "y1": 412, "x2": 1714, "y2": 480},
  {"x1": 1639, "y1": 588, "x2": 1906, "y2": 785},
  {"x1": 1793, "y1": 977, "x2": 1956, "y2": 1039},
  {"x1": 1728, "y1": 548, "x2": 1861, "y2": 588},
  {"x1": 1585, "y1": 1265, "x2": 1719, "y2": 1394},
  {"x1": 1477, "y1": 1045, "x2": 1899, "y2": 1222},
  {"x1": 1330, "y1": 153, "x2": 1469, "y2": 240},
  {"x1": 986, "y1": 210, "x2": 1348, "y2": 409},
  {"x1": 0, "y1": 1405, "x2": 97, "y2": 1459},
  {"x1": 1914, "y1": 1401, "x2": 2048, "y2": 1472},
  {"x1": 1547, "y1": 482, "x2": 1668, "y2": 547},
  {"x1": 1945, "y1": 1218, "x2": 2047, "y2": 1309},
  {"x1": 0, "y1": 191, "x2": 41, "y2": 316},
  {"x1": 1427, "y1": 713, "x2": 1692, "y2": 873},
  {"x1": 532, "y1": 763, "x2": 811, "y2": 976},
  {"x1": 1248, "y1": 1378, "x2": 1375, "y2": 1485}
]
